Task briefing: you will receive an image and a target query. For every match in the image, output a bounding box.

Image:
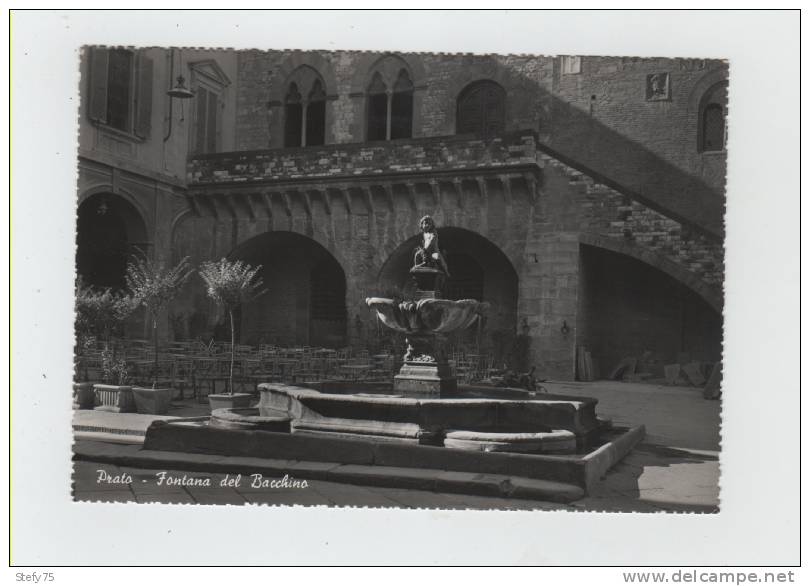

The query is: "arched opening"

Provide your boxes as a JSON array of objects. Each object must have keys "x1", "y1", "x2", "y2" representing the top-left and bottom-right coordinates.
[
  {"x1": 228, "y1": 232, "x2": 347, "y2": 347},
  {"x1": 456, "y1": 80, "x2": 507, "y2": 139},
  {"x1": 578, "y1": 244, "x2": 723, "y2": 379},
  {"x1": 365, "y1": 59, "x2": 414, "y2": 141},
  {"x1": 283, "y1": 82, "x2": 303, "y2": 147},
  {"x1": 366, "y1": 72, "x2": 388, "y2": 141},
  {"x1": 378, "y1": 228, "x2": 518, "y2": 362},
  {"x1": 698, "y1": 81, "x2": 728, "y2": 153},
  {"x1": 76, "y1": 193, "x2": 148, "y2": 289},
  {"x1": 283, "y1": 66, "x2": 328, "y2": 148},
  {"x1": 306, "y1": 79, "x2": 326, "y2": 147}
]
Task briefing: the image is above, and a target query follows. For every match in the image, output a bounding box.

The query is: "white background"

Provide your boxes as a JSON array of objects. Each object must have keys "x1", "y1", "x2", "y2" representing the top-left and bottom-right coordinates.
[{"x1": 6, "y1": 8, "x2": 803, "y2": 569}]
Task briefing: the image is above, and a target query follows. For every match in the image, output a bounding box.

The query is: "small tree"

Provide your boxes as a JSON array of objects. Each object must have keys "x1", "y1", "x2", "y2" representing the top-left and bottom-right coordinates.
[
  {"x1": 74, "y1": 279, "x2": 137, "y2": 381},
  {"x1": 199, "y1": 258, "x2": 266, "y2": 395},
  {"x1": 75, "y1": 279, "x2": 138, "y2": 343},
  {"x1": 126, "y1": 255, "x2": 194, "y2": 387}
]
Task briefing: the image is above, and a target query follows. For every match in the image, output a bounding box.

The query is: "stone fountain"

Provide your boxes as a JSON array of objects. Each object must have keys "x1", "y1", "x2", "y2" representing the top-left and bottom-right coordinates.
[
  {"x1": 367, "y1": 215, "x2": 488, "y2": 395},
  {"x1": 142, "y1": 216, "x2": 645, "y2": 502}
]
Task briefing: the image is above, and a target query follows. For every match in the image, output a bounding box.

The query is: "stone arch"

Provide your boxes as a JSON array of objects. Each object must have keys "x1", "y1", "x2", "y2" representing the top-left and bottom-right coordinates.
[
  {"x1": 349, "y1": 52, "x2": 426, "y2": 94},
  {"x1": 687, "y1": 65, "x2": 730, "y2": 116},
  {"x1": 443, "y1": 60, "x2": 525, "y2": 133},
  {"x1": 226, "y1": 230, "x2": 349, "y2": 347},
  {"x1": 374, "y1": 210, "x2": 522, "y2": 275},
  {"x1": 579, "y1": 232, "x2": 723, "y2": 313},
  {"x1": 456, "y1": 79, "x2": 507, "y2": 138},
  {"x1": 75, "y1": 191, "x2": 149, "y2": 290},
  {"x1": 697, "y1": 80, "x2": 728, "y2": 153},
  {"x1": 377, "y1": 227, "x2": 519, "y2": 340},
  {"x1": 79, "y1": 183, "x2": 152, "y2": 232},
  {"x1": 267, "y1": 52, "x2": 338, "y2": 104}
]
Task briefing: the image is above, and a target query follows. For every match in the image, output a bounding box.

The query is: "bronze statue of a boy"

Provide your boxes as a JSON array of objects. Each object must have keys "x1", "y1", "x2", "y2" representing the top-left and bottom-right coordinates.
[{"x1": 413, "y1": 215, "x2": 450, "y2": 276}]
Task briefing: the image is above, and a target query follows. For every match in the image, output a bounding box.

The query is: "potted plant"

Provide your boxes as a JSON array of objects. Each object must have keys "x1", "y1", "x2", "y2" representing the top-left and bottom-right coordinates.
[
  {"x1": 74, "y1": 280, "x2": 137, "y2": 410},
  {"x1": 93, "y1": 346, "x2": 136, "y2": 413},
  {"x1": 125, "y1": 254, "x2": 194, "y2": 415},
  {"x1": 199, "y1": 258, "x2": 266, "y2": 411}
]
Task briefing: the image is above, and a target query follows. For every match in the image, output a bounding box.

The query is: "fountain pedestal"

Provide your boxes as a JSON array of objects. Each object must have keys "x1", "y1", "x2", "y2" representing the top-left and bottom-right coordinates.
[
  {"x1": 394, "y1": 333, "x2": 458, "y2": 396},
  {"x1": 368, "y1": 266, "x2": 486, "y2": 396},
  {"x1": 395, "y1": 267, "x2": 456, "y2": 396}
]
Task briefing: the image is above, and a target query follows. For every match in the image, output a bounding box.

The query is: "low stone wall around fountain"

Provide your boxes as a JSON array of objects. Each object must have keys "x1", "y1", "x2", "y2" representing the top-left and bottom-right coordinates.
[{"x1": 258, "y1": 382, "x2": 602, "y2": 451}]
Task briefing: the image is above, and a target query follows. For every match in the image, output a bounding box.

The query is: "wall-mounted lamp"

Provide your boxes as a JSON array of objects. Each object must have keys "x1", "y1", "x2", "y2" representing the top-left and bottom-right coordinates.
[
  {"x1": 560, "y1": 320, "x2": 570, "y2": 335},
  {"x1": 164, "y1": 49, "x2": 195, "y2": 142}
]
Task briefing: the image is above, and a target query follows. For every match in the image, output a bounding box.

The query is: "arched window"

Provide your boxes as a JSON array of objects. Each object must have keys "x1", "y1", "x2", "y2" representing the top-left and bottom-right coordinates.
[
  {"x1": 391, "y1": 69, "x2": 414, "y2": 140},
  {"x1": 283, "y1": 67, "x2": 328, "y2": 147},
  {"x1": 306, "y1": 79, "x2": 326, "y2": 147},
  {"x1": 365, "y1": 61, "x2": 414, "y2": 141},
  {"x1": 698, "y1": 81, "x2": 728, "y2": 153},
  {"x1": 283, "y1": 83, "x2": 303, "y2": 147},
  {"x1": 456, "y1": 80, "x2": 506, "y2": 139},
  {"x1": 367, "y1": 72, "x2": 388, "y2": 141}
]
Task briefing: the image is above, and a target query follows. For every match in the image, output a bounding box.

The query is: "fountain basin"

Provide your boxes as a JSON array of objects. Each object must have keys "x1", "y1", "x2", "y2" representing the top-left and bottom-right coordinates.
[
  {"x1": 209, "y1": 407, "x2": 291, "y2": 432},
  {"x1": 365, "y1": 297, "x2": 489, "y2": 334},
  {"x1": 443, "y1": 429, "x2": 577, "y2": 454},
  {"x1": 258, "y1": 382, "x2": 601, "y2": 452}
]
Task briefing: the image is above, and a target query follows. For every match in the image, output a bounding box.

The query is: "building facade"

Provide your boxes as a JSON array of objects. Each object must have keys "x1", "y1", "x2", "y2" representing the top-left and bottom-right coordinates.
[{"x1": 76, "y1": 49, "x2": 727, "y2": 380}]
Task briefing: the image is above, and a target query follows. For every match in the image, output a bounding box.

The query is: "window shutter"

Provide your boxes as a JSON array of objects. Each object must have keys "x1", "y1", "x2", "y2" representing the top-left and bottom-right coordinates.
[
  {"x1": 133, "y1": 53, "x2": 153, "y2": 138},
  {"x1": 214, "y1": 94, "x2": 223, "y2": 152},
  {"x1": 206, "y1": 91, "x2": 218, "y2": 154},
  {"x1": 88, "y1": 47, "x2": 109, "y2": 123},
  {"x1": 195, "y1": 88, "x2": 209, "y2": 154}
]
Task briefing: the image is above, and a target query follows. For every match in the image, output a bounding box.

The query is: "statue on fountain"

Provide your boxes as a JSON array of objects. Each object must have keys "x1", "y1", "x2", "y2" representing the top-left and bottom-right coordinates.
[
  {"x1": 413, "y1": 215, "x2": 451, "y2": 276},
  {"x1": 366, "y1": 216, "x2": 490, "y2": 395},
  {"x1": 410, "y1": 215, "x2": 450, "y2": 298}
]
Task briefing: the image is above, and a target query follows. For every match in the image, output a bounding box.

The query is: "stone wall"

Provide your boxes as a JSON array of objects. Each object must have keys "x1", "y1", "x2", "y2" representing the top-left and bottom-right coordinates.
[
  {"x1": 184, "y1": 133, "x2": 723, "y2": 379},
  {"x1": 578, "y1": 245, "x2": 723, "y2": 377},
  {"x1": 232, "y1": 50, "x2": 727, "y2": 235},
  {"x1": 189, "y1": 131, "x2": 540, "y2": 185}
]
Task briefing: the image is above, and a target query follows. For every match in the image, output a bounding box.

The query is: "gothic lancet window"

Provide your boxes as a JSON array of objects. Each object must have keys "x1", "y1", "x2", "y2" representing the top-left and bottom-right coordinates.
[
  {"x1": 284, "y1": 83, "x2": 303, "y2": 147},
  {"x1": 366, "y1": 67, "x2": 413, "y2": 141},
  {"x1": 306, "y1": 79, "x2": 326, "y2": 147},
  {"x1": 367, "y1": 72, "x2": 389, "y2": 141},
  {"x1": 391, "y1": 69, "x2": 414, "y2": 140},
  {"x1": 283, "y1": 67, "x2": 328, "y2": 148}
]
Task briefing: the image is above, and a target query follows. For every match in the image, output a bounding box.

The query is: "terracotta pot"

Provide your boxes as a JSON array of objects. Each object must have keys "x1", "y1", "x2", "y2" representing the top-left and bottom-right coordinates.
[
  {"x1": 73, "y1": 382, "x2": 97, "y2": 410},
  {"x1": 208, "y1": 393, "x2": 253, "y2": 412},
  {"x1": 93, "y1": 384, "x2": 135, "y2": 413},
  {"x1": 132, "y1": 386, "x2": 173, "y2": 415}
]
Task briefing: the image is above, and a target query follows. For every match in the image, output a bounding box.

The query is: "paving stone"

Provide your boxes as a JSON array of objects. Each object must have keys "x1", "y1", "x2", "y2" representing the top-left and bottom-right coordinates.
[
  {"x1": 329, "y1": 464, "x2": 439, "y2": 491},
  {"x1": 307, "y1": 482, "x2": 403, "y2": 508},
  {"x1": 71, "y1": 379, "x2": 721, "y2": 511},
  {"x1": 364, "y1": 487, "x2": 463, "y2": 509}
]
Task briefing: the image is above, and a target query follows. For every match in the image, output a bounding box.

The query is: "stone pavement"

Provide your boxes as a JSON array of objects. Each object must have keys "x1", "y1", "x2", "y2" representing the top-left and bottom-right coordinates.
[
  {"x1": 72, "y1": 380, "x2": 721, "y2": 512},
  {"x1": 543, "y1": 380, "x2": 721, "y2": 512}
]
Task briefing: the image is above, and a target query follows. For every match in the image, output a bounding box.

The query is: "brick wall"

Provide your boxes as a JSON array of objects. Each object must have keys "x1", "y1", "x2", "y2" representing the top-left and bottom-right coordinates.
[
  {"x1": 232, "y1": 50, "x2": 727, "y2": 235},
  {"x1": 189, "y1": 131, "x2": 539, "y2": 185},
  {"x1": 538, "y1": 153, "x2": 725, "y2": 293}
]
